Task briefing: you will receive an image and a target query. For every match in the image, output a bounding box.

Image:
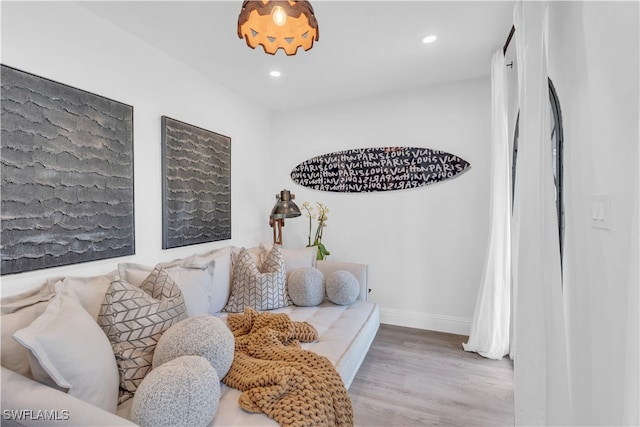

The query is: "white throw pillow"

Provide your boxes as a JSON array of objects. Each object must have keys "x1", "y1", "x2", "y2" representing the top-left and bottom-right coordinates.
[
  {"x1": 13, "y1": 284, "x2": 120, "y2": 413},
  {"x1": 186, "y1": 247, "x2": 233, "y2": 314},
  {"x1": 259, "y1": 242, "x2": 317, "y2": 275},
  {"x1": 231, "y1": 245, "x2": 264, "y2": 266},
  {"x1": 1, "y1": 284, "x2": 53, "y2": 379},
  {"x1": 45, "y1": 271, "x2": 119, "y2": 320},
  {"x1": 116, "y1": 262, "x2": 153, "y2": 287},
  {"x1": 118, "y1": 262, "x2": 214, "y2": 317}
]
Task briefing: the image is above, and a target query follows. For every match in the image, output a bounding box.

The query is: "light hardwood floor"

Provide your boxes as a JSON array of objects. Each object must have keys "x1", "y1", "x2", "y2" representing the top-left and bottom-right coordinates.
[{"x1": 349, "y1": 324, "x2": 514, "y2": 427}]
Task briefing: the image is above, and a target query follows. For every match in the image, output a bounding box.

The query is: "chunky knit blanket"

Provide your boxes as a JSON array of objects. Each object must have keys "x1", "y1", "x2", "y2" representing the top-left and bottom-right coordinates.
[{"x1": 223, "y1": 307, "x2": 353, "y2": 427}]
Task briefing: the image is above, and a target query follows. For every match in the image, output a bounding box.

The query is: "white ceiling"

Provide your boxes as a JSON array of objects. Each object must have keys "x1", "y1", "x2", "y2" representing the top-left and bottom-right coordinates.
[{"x1": 81, "y1": 1, "x2": 515, "y2": 111}]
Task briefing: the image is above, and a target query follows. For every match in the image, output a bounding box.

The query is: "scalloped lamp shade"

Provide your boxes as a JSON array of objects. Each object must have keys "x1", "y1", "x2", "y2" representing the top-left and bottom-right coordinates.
[{"x1": 238, "y1": 0, "x2": 319, "y2": 56}]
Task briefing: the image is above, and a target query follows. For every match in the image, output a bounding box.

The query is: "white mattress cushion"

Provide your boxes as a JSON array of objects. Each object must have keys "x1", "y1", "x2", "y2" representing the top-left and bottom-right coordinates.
[
  {"x1": 117, "y1": 300, "x2": 380, "y2": 427},
  {"x1": 211, "y1": 300, "x2": 380, "y2": 426}
]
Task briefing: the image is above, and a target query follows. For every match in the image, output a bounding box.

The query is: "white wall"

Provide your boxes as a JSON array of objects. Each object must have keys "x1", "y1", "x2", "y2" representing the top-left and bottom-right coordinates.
[
  {"x1": 271, "y1": 79, "x2": 492, "y2": 335},
  {"x1": 542, "y1": 1, "x2": 638, "y2": 425},
  {"x1": 0, "y1": 2, "x2": 274, "y2": 296},
  {"x1": 1, "y1": 3, "x2": 492, "y2": 336}
]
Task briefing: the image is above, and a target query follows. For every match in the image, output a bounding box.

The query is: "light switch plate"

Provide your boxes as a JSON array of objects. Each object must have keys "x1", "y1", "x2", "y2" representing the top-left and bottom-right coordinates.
[{"x1": 591, "y1": 194, "x2": 611, "y2": 230}]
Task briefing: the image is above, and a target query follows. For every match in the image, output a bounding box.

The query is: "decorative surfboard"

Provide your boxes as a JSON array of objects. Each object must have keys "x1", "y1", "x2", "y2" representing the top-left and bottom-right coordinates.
[{"x1": 290, "y1": 147, "x2": 470, "y2": 193}]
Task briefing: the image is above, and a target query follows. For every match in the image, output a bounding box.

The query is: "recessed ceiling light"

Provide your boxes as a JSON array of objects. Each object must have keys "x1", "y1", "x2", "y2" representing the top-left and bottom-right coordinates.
[
  {"x1": 270, "y1": 70, "x2": 281, "y2": 77},
  {"x1": 422, "y1": 35, "x2": 437, "y2": 44}
]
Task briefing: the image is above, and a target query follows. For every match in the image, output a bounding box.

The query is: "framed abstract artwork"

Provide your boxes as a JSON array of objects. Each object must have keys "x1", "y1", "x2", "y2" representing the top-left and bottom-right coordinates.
[
  {"x1": 1, "y1": 65, "x2": 135, "y2": 275},
  {"x1": 161, "y1": 116, "x2": 231, "y2": 249}
]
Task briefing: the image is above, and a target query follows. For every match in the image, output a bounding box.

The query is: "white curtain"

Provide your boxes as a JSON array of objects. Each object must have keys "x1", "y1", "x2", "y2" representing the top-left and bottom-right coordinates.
[
  {"x1": 623, "y1": 143, "x2": 639, "y2": 425},
  {"x1": 511, "y1": 1, "x2": 572, "y2": 425},
  {"x1": 463, "y1": 50, "x2": 511, "y2": 360}
]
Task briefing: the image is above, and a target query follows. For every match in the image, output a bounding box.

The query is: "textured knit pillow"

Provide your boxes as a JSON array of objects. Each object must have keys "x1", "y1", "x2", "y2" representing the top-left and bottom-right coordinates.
[
  {"x1": 153, "y1": 315, "x2": 234, "y2": 379},
  {"x1": 326, "y1": 270, "x2": 360, "y2": 306},
  {"x1": 98, "y1": 266, "x2": 187, "y2": 403},
  {"x1": 223, "y1": 245, "x2": 291, "y2": 312},
  {"x1": 131, "y1": 355, "x2": 220, "y2": 427},
  {"x1": 287, "y1": 267, "x2": 325, "y2": 306}
]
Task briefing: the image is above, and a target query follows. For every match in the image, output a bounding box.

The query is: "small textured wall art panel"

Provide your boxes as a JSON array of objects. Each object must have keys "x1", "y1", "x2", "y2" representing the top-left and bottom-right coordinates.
[
  {"x1": 0, "y1": 65, "x2": 135, "y2": 275},
  {"x1": 161, "y1": 117, "x2": 231, "y2": 249},
  {"x1": 291, "y1": 147, "x2": 471, "y2": 193}
]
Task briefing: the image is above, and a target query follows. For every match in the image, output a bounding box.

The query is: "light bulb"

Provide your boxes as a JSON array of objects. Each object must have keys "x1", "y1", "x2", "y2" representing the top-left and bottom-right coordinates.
[
  {"x1": 272, "y1": 6, "x2": 287, "y2": 27},
  {"x1": 422, "y1": 35, "x2": 437, "y2": 44}
]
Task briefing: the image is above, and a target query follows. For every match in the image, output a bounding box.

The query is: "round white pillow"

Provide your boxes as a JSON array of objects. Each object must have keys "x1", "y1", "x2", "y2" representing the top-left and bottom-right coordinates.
[
  {"x1": 326, "y1": 270, "x2": 359, "y2": 306},
  {"x1": 153, "y1": 315, "x2": 234, "y2": 378},
  {"x1": 287, "y1": 267, "x2": 325, "y2": 306},
  {"x1": 132, "y1": 355, "x2": 219, "y2": 427}
]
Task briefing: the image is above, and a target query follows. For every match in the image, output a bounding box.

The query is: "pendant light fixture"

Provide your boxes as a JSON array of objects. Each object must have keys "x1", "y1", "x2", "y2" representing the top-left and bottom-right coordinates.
[{"x1": 238, "y1": 0, "x2": 319, "y2": 56}]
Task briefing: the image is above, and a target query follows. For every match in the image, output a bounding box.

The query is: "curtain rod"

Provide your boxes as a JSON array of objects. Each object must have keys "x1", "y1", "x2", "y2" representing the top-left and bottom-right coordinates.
[{"x1": 503, "y1": 25, "x2": 516, "y2": 55}]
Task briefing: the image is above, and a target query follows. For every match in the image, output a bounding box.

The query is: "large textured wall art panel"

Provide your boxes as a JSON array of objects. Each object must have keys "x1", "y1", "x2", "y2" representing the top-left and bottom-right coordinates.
[
  {"x1": 291, "y1": 147, "x2": 471, "y2": 193},
  {"x1": 161, "y1": 116, "x2": 231, "y2": 249},
  {"x1": 0, "y1": 65, "x2": 134, "y2": 275}
]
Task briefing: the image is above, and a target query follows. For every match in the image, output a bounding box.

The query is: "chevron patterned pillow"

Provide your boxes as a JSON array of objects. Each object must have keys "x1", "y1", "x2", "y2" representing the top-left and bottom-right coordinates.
[
  {"x1": 98, "y1": 266, "x2": 187, "y2": 404},
  {"x1": 223, "y1": 245, "x2": 292, "y2": 312}
]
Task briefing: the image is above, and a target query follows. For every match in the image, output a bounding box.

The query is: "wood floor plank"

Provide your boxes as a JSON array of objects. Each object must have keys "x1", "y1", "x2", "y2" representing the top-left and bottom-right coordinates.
[{"x1": 349, "y1": 324, "x2": 514, "y2": 427}]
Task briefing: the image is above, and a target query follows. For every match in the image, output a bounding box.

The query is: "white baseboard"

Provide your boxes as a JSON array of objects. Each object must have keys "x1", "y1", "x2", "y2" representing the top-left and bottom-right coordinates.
[{"x1": 379, "y1": 307, "x2": 472, "y2": 336}]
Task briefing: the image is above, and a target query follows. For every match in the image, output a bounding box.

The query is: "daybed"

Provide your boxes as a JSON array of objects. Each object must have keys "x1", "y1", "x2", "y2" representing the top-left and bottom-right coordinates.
[{"x1": 0, "y1": 244, "x2": 380, "y2": 426}]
